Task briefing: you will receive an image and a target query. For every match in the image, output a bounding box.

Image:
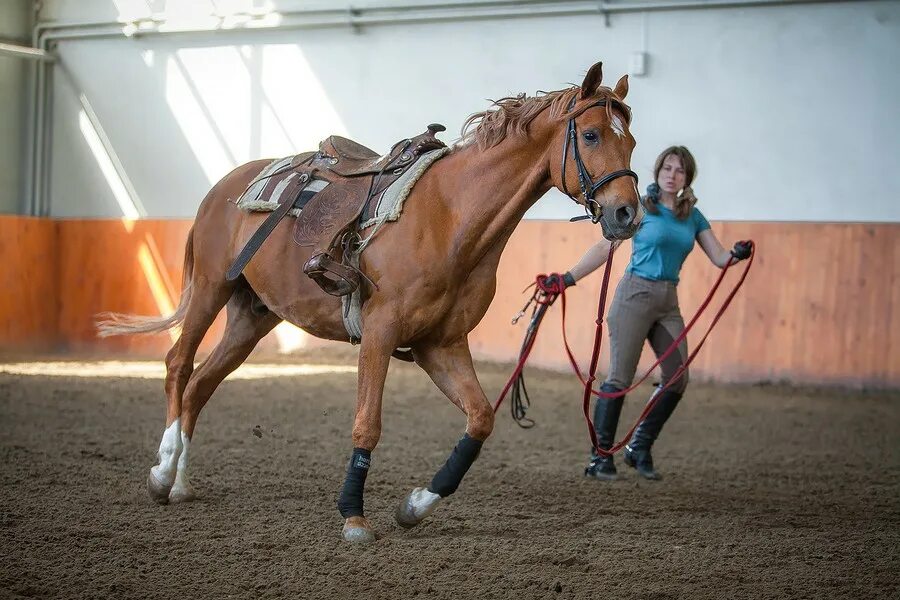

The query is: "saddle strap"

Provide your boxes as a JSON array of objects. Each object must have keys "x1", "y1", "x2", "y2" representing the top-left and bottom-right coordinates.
[
  {"x1": 341, "y1": 251, "x2": 364, "y2": 342},
  {"x1": 226, "y1": 172, "x2": 311, "y2": 281}
]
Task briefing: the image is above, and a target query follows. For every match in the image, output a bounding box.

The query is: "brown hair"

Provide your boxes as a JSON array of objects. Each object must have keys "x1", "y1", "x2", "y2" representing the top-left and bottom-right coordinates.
[{"x1": 644, "y1": 146, "x2": 697, "y2": 220}]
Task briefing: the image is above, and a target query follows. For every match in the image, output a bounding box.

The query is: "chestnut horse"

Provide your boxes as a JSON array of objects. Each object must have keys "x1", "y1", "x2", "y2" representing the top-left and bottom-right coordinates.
[{"x1": 98, "y1": 62, "x2": 640, "y2": 543}]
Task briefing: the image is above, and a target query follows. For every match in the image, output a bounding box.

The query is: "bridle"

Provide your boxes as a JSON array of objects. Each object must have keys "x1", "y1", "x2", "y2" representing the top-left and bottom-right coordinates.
[{"x1": 560, "y1": 96, "x2": 639, "y2": 223}]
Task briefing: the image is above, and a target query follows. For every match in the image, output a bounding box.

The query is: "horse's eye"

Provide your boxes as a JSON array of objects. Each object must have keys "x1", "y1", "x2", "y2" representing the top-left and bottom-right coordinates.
[{"x1": 582, "y1": 131, "x2": 598, "y2": 144}]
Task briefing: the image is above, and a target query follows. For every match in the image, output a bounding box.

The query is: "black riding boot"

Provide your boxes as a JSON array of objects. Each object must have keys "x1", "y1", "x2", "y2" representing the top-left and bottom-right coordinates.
[
  {"x1": 624, "y1": 389, "x2": 683, "y2": 480},
  {"x1": 584, "y1": 383, "x2": 624, "y2": 481}
]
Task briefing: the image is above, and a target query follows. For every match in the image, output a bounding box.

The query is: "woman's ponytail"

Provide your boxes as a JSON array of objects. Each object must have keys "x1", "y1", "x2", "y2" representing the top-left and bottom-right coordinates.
[{"x1": 674, "y1": 185, "x2": 698, "y2": 219}]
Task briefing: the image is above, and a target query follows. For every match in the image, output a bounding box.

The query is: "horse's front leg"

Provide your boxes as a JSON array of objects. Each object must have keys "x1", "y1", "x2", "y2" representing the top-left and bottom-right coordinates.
[
  {"x1": 396, "y1": 339, "x2": 494, "y2": 528},
  {"x1": 338, "y1": 328, "x2": 395, "y2": 544}
]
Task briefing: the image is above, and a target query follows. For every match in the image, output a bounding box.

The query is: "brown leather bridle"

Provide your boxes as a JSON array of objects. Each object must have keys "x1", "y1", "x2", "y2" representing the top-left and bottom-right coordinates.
[{"x1": 560, "y1": 96, "x2": 638, "y2": 223}]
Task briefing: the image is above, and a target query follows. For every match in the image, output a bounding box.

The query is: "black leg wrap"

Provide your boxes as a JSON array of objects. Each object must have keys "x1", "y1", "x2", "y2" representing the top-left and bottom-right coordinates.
[
  {"x1": 428, "y1": 434, "x2": 483, "y2": 498},
  {"x1": 337, "y1": 448, "x2": 370, "y2": 518}
]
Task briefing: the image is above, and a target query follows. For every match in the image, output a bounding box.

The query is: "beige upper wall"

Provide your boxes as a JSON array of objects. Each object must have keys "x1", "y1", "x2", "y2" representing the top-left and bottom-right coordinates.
[
  {"x1": 0, "y1": 0, "x2": 33, "y2": 215},
  {"x1": 32, "y1": 1, "x2": 900, "y2": 222}
]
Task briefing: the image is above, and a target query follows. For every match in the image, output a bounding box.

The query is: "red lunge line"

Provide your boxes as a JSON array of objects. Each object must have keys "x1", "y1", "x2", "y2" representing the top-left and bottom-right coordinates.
[
  {"x1": 495, "y1": 242, "x2": 755, "y2": 457},
  {"x1": 493, "y1": 276, "x2": 562, "y2": 411}
]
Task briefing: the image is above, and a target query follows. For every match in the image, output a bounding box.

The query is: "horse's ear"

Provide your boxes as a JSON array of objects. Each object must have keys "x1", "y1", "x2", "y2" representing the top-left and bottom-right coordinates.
[
  {"x1": 613, "y1": 74, "x2": 629, "y2": 100},
  {"x1": 580, "y1": 62, "x2": 603, "y2": 98}
]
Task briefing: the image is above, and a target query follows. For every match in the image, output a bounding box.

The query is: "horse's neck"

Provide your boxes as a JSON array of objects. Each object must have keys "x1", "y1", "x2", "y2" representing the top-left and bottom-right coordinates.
[{"x1": 435, "y1": 135, "x2": 552, "y2": 270}]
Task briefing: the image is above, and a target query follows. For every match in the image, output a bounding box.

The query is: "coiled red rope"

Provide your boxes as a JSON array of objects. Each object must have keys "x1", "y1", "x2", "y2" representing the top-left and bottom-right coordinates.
[{"x1": 494, "y1": 241, "x2": 755, "y2": 456}]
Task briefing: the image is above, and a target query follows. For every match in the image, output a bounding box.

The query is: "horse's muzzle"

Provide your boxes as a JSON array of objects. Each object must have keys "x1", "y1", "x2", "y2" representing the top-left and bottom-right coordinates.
[{"x1": 599, "y1": 203, "x2": 639, "y2": 240}]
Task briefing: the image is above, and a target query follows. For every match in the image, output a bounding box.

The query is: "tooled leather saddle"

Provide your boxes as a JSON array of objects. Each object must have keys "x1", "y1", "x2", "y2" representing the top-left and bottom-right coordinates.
[{"x1": 226, "y1": 124, "x2": 447, "y2": 296}]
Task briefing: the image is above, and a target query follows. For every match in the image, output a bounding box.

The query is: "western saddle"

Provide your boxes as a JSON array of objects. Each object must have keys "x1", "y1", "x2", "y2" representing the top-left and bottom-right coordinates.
[{"x1": 227, "y1": 124, "x2": 448, "y2": 298}]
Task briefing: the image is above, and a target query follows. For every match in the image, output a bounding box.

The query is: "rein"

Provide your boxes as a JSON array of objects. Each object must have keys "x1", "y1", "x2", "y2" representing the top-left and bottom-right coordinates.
[{"x1": 494, "y1": 242, "x2": 755, "y2": 456}]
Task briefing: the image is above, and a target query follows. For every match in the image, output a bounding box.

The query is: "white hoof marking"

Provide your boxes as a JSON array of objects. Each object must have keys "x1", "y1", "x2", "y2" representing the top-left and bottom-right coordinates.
[
  {"x1": 169, "y1": 431, "x2": 195, "y2": 502},
  {"x1": 395, "y1": 487, "x2": 442, "y2": 528},
  {"x1": 150, "y1": 419, "x2": 182, "y2": 487},
  {"x1": 147, "y1": 470, "x2": 171, "y2": 504}
]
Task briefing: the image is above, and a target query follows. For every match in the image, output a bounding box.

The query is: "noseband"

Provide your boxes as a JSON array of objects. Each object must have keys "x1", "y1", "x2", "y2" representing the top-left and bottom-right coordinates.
[{"x1": 560, "y1": 97, "x2": 638, "y2": 223}]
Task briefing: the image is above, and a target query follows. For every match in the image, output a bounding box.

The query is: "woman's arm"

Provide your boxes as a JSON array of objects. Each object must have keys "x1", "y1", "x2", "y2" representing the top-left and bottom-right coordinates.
[
  {"x1": 696, "y1": 229, "x2": 733, "y2": 268},
  {"x1": 568, "y1": 238, "x2": 621, "y2": 283}
]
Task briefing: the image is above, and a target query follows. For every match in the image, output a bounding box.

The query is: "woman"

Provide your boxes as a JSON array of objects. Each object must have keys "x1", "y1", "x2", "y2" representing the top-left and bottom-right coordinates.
[{"x1": 552, "y1": 146, "x2": 751, "y2": 481}]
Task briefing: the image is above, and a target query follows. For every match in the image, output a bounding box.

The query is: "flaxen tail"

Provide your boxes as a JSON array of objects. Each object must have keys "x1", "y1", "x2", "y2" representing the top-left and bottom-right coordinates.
[{"x1": 96, "y1": 228, "x2": 196, "y2": 337}]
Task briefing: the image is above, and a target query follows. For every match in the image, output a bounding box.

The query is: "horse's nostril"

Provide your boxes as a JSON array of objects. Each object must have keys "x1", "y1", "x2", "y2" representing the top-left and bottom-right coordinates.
[{"x1": 614, "y1": 205, "x2": 635, "y2": 226}]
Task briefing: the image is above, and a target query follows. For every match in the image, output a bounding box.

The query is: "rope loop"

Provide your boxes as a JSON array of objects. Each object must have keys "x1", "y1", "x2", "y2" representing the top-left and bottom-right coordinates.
[{"x1": 533, "y1": 272, "x2": 567, "y2": 299}]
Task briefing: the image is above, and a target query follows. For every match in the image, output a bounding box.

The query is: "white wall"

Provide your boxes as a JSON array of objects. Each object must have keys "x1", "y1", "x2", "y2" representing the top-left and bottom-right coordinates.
[
  {"x1": 0, "y1": 0, "x2": 33, "y2": 214},
  {"x1": 42, "y1": 0, "x2": 900, "y2": 222}
]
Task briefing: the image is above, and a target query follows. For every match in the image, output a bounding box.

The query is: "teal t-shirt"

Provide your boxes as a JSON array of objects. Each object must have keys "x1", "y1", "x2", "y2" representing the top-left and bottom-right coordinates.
[{"x1": 626, "y1": 202, "x2": 711, "y2": 284}]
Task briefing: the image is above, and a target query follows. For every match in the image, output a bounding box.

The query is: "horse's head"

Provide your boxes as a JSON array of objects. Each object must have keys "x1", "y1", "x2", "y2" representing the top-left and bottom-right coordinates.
[{"x1": 549, "y1": 62, "x2": 641, "y2": 240}]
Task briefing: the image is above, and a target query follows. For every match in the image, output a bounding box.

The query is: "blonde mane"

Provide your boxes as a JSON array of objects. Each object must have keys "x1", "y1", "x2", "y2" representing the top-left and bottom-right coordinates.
[{"x1": 459, "y1": 85, "x2": 630, "y2": 151}]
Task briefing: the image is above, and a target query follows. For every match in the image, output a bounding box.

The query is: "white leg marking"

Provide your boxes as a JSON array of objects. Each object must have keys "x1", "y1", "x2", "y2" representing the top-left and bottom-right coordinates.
[
  {"x1": 150, "y1": 419, "x2": 182, "y2": 487},
  {"x1": 169, "y1": 430, "x2": 195, "y2": 501}
]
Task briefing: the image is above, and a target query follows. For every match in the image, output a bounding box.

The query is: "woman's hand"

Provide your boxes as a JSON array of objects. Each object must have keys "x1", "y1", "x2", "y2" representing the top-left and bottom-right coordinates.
[
  {"x1": 730, "y1": 240, "x2": 753, "y2": 261},
  {"x1": 537, "y1": 272, "x2": 576, "y2": 290}
]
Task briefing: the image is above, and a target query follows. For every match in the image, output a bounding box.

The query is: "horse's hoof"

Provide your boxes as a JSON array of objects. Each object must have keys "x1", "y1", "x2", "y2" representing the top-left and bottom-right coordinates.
[
  {"x1": 342, "y1": 516, "x2": 376, "y2": 544},
  {"x1": 147, "y1": 470, "x2": 171, "y2": 505},
  {"x1": 395, "y1": 487, "x2": 442, "y2": 529},
  {"x1": 168, "y1": 484, "x2": 196, "y2": 504}
]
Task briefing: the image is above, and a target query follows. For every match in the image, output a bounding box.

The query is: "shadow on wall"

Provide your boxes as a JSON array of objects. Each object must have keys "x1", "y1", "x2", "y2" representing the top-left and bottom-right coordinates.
[{"x1": 54, "y1": 14, "x2": 628, "y2": 220}]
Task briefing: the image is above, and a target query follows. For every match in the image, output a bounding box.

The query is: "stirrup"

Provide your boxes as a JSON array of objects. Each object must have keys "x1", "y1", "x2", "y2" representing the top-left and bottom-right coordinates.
[{"x1": 303, "y1": 252, "x2": 360, "y2": 297}]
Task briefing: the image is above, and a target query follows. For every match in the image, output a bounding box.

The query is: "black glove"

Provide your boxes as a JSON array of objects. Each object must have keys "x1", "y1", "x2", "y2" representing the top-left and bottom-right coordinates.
[
  {"x1": 730, "y1": 240, "x2": 752, "y2": 261},
  {"x1": 537, "y1": 272, "x2": 576, "y2": 292}
]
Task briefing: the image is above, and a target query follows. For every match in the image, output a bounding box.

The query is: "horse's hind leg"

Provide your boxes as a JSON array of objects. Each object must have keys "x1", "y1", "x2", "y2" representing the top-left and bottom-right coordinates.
[
  {"x1": 395, "y1": 339, "x2": 494, "y2": 528},
  {"x1": 168, "y1": 288, "x2": 281, "y2": 503},
  {"x1": 148, "y1": 278, "x2": 235, "y2": 504}
]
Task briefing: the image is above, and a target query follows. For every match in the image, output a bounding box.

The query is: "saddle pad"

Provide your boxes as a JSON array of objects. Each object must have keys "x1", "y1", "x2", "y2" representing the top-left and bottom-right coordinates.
[
  {"x1": 358, "y1": 147, "x2": 450, "y2": 229},
  {"x1": 235, "y1": 157, "x2": 329, "y2": 216}
]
